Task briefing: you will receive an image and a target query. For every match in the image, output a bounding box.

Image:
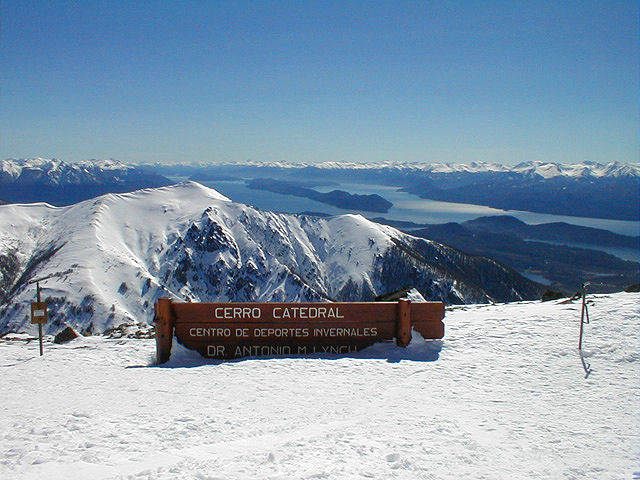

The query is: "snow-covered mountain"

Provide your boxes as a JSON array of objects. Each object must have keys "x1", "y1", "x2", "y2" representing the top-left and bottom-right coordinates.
[
  {"x1": 0, "y1": 158, "x2": 171, "y2": 205},
  {"x1": 0, "y1": 182, "x2": 541, "y2": 335},
  {"x1": 12, "y1": 157, "x2": 638, "y2": 182},
  {"x1": 415, "y1": 160, "x2": 639, "y2": 178},
  {"x1": 2, "y1": 158, "x2": 136, "y2": 184}
]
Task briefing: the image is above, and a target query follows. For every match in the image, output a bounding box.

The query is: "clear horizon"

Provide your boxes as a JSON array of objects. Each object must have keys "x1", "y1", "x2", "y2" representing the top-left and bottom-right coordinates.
[{"x1": 1, "y1": 1, "x2": 638, "y2": 166}]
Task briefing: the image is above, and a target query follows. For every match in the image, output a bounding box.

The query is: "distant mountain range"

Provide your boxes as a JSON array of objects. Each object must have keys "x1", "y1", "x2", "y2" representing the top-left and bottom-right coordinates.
[
  {"x1": 0, "y1": 158, "x2": 171, "y2": 205},
  {"x1": 0, "y1": 182, "x2": 543, "y2": 335},
  {"x1": 463, "y1": 216, "x2": 639, "y2": 249},
  {"x1": 156, "y1": 159, "x2": 640, "y2": 178}
]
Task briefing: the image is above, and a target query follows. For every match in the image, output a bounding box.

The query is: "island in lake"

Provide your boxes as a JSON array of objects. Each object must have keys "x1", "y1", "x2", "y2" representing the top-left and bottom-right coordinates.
[{"x1": 246, "y1": 178, "x2": 393, "y2": 213}]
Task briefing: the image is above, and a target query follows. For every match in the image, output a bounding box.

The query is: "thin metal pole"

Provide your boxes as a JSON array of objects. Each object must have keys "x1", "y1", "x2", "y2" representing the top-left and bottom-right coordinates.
[
  {"x1": 37, "y1": 282, "x2": 43, "y2": 356},
  {"x1": 578, "y1": 284, "x2": 586, "y2": 350}
]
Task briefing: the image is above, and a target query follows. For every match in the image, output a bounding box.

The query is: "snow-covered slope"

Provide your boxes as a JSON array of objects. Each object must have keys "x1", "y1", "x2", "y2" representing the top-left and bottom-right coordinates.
[
  {"x1": 0, "y1": 292, "x2": 637, "y2": 479},
  {"x1": 0, "y1": 182, "x2": 541, "y2": 335}
]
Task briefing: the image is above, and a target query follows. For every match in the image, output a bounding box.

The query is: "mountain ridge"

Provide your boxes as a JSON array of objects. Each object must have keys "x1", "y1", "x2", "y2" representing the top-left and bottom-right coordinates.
[
  {"x1": 0, "y1": 157, "x2": 172, "y2": 206},
  {"x1": 463, "y1": 215, "x2": 639, "y2": 249}
]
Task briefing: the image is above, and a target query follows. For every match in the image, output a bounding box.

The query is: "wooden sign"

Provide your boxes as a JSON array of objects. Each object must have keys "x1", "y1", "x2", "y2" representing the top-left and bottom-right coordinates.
[
  {"x1": 30, "y1": 302, "x2": 48, "y2": 324},
  {"x1": 154, "y1": 298, "x2": 445, "y2": 363}
]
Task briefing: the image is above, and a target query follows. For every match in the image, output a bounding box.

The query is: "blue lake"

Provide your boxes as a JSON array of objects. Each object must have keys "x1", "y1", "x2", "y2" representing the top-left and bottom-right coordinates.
[{"x1": 182, "y1": 179, "x2": 639, "y2": 240}]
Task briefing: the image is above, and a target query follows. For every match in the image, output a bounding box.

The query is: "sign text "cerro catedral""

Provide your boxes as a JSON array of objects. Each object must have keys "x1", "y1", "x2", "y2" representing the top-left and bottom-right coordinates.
[{"x1": 213, "y1": 304, "x2": 345, "y2": 320}]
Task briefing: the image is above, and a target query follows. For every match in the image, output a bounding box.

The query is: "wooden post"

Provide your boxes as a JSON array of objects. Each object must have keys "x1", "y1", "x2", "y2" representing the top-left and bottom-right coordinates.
[
  {"x1": 155, "y1": 298, "x2": 175, "y2": 364},
  {"x1": 578, "y1": 283, "x2": 589, "y2": 350},
  {"x1": 396, "y1": 299, "x2": 412, "y2": 347},
  {"x1": 37, "y1": 282, "x2": 43, "y2": 356}
]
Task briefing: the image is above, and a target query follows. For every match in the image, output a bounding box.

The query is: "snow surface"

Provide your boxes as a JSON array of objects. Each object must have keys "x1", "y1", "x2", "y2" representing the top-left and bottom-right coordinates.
[{"x1": 1, "y1": 292, "x2": 638, "y2": 479}]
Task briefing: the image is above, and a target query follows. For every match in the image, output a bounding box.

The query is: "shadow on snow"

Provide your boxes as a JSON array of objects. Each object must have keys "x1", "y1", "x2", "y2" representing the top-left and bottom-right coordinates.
[{"x1": 145, "y1": 337, "x2": 443, "y2": 369}]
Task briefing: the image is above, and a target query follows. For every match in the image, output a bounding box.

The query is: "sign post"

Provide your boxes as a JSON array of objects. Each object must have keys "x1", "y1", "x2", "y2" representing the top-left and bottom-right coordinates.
[
  {"x1": 27, "y1": 269, "x2": 73, "y2": 356},
  {"x1": 578, "y1": 283, "x2": 590, "y2": 350},
  {"x1": 30, "y1": 283, "x2": 48, "y2": 355},
  {"x1": 155, "y1": 298, "x2": 175, "y2": 364}
]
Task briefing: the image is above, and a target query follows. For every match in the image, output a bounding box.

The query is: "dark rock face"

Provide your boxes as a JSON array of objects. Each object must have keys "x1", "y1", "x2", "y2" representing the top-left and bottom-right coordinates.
[
  {"x1": 159, "y1": 209, "x2": 542, "y2": 306},
  {"x1": 625, "y1": 283, "x2": 640, "y2": 293},
  {"x1": 0, "y1": 250, "x2": 20, "y2": 304},
  {"x1": 541, "y1": 290, "x2": 566, "y2": 302},
  {"x1": 54, "y1": 326, "x2": 79, "y2": 344},
  {"x1": 376, "y1": 237, "x2": 543, "y2": 304}
]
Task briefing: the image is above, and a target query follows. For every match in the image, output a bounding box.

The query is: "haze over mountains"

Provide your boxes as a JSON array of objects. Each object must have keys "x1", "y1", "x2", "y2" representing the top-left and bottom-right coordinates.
[
  {"x1": 154, "y1": 159, "x2": 640, "y2": 177},
  {"x1": 172, "y1": 159, "x2": 640, "y2": 221}
]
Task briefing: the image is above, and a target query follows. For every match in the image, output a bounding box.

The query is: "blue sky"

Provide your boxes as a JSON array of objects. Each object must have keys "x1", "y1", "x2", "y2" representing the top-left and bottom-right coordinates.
[{"x1": 1, "y1": 1, "x2": 637, "y2": 165}]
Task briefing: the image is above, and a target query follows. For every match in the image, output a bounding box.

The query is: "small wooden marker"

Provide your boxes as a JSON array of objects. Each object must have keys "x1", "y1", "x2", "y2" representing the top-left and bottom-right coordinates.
[
  {"x1": 30, "y1": 301, "x2": 48, "y2": 356},
  {"x1": 27, "y1": 269, "x2": 74, "y2": 357},
  {"x1": 395, "y1": 299, "x2": 412, "y2": 347},
  {"x1": 30, "y1": 302, "x2": 48, "y2": 325}
]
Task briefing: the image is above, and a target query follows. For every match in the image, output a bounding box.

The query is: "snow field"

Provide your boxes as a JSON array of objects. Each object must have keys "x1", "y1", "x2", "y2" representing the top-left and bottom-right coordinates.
[{"x1": 0, "y1": 292, "x2": 638, "y2": 479}]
